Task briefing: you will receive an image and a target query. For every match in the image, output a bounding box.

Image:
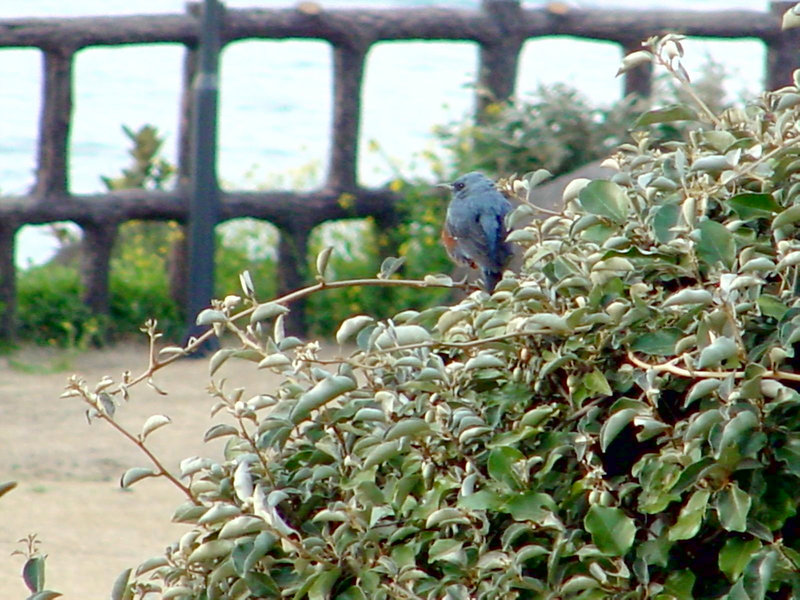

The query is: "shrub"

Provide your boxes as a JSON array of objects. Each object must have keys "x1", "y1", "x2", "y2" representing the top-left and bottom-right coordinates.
[
  {"x1": 432, "y1": 55, "x2": 733, "y2": 182},
  {"x1": 63, "y1": 35, "x2": 800, "y2": 599},
  {"x1": 16, "y1": 263, "x2": 101, "y2": 347}
]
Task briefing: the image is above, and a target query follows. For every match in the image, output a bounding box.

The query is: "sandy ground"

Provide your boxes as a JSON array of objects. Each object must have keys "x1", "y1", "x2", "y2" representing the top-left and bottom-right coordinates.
[{"x1": 0, "y1": 341, "x2": 309, "y2": 599}]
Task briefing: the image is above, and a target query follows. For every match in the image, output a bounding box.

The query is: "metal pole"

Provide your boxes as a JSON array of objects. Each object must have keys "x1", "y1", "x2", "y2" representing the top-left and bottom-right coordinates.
[{"x1": 184, "y1": 0, "x2": 222, "y2": 347}]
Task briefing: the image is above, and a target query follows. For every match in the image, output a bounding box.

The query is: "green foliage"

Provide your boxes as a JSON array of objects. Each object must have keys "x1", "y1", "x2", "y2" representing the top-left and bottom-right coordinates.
[
  {"x1": 433, "y1": 55, "x2": 733, "y2": 182},
  {"x1": 435, "y1": 83, "x2": 633, "y2": 178},
  {"x1": 10, "y1": 534, "x2": 61, "y2": 600},
  {"x1": 64, "y1": 37, "x2": 800, "y2": 599},
  {"x1": 215, "y1": 219, "x2": 279, "y2": 300},
  {"x1": 102, "y1": 125, "x2": 175, "y2": 191},
  {"x1": 16, "y1": 263, "x2": 102, "y2": 347}
]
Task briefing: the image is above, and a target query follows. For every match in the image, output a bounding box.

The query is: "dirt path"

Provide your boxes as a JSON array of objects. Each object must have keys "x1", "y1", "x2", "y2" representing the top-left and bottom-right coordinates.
[{"x1": 0, "y1": 341, "x2": 311, "y2": 599}]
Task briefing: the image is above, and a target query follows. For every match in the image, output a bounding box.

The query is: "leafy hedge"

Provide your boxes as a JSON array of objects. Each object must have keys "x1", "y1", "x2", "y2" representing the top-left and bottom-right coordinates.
[{"x1": 59, "y1": 36, "x2": 800, "y2": 599}]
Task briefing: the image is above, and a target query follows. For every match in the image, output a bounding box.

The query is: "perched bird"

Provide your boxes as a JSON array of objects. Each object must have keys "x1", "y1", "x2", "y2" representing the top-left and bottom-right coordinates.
[{"x1": 440, "y1": 171, "x2": 513, "y2": 292}]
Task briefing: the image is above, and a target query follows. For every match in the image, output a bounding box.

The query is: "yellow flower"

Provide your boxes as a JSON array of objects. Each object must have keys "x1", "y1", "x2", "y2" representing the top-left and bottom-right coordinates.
[{"x1": 337, "y1": 193, "x2": 355, "y2": 210}]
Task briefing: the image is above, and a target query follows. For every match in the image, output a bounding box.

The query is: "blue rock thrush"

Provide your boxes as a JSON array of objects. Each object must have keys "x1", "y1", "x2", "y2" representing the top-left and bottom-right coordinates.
[{"x1": 440, "y1": 172, "x2": 513, "y2": 292}]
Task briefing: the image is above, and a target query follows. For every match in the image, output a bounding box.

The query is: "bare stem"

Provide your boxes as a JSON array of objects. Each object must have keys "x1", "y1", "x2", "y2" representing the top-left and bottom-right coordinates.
[
  {"x1": 627, "y1": 351, "x2": 800, "y2": 382},
  {"x1": 97, "y1": 412, "x2": 198, "y2": 503},
  {"x1": 115, "y1": 275, "x2": 467, "y2": 393}
]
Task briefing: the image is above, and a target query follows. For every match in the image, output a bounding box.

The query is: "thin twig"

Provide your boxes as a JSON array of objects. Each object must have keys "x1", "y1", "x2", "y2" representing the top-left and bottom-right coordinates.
[
  {"x1": 626, "y1": 351, "x2": 800, "y2": 382},
  {"x1": 116, "y1": 275, "x2": 469, "y2": 393},
  {"x1": 97, "y1": 412, "x2": 198, "y2": 503}
]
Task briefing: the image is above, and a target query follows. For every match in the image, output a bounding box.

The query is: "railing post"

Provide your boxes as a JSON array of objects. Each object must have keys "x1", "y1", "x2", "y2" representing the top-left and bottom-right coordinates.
[
  {"x1": 768, "y1": 1, "x2": 800, "y2": 89},
  {"x1": 477, "y1": 0, "x2": 524, "y2": 114},
  {"x1": 79, "y1": 221, "x2": 118, "y2": 319},
  {"x1": 184, "y1": 0, "x2": 223, "y2": 345},
  {"x1": 620, "y1": 39, "x2": 652, "y2": 97},
  {"x1": 169, "y1": 41, "x2": 200, "y2": 312},
  {"x1": 0, "y1": 221, "x2": 19, "y2": 340},
  {"x1": 327, "y1": 41, "x2": 368, "y2": 190},
  {"x1": 277, "y1": 227, "x2": 310, "y2": 336},
  {"x1": 35, "y1": 48, "x2": 74, "y2": 197}
]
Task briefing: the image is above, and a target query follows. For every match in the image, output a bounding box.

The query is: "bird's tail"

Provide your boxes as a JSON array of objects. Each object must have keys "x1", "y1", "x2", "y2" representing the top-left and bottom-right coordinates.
[{"x1": 481, "y1": 269, "x2": 502, "y2": 292}]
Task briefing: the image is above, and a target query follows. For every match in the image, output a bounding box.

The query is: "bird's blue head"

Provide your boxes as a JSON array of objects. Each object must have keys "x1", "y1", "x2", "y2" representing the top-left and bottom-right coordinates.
[
  {"x1": 438, "y1": 172, "x2": 496, "y2": 201},
  {"x1": 449, "y1": 172, "x2": 496, "y2": 200}
]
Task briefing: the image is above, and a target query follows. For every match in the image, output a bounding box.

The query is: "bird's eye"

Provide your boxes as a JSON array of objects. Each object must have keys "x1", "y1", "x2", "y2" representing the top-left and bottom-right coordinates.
[{"x1": 453, "y1": 182, "x2": 465, "y2": 191}]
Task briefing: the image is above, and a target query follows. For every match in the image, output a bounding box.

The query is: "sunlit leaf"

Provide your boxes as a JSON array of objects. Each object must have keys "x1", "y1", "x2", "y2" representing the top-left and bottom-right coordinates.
[
  {"x1": 584, "y1": 505, "x2": 635, "y2": 556},
  {"x1": 715, "y1": 483, "x2": 751, "y2": 532},
  {"x1": 696, "y1": 220, "x2": 735, "y2": 270},
  {"x1": 635, "y1": 104, "x2": 697, "y2": 127},
  {"x1": 578, "y1": 180, "x2": 630, "y2": 224}
]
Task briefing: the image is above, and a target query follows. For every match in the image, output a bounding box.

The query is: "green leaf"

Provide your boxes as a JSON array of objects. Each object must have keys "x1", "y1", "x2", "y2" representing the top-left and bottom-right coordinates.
[
  {"x1": 631, "y1": 328, "x2": 682, "y2": 356},
  {"x1": 187, "y1": 540, "x2": 233, "y2": 564},
  {"x1": 315, "y1": 245, "x2": 334, "y2": 279},
  {"x1": 635, "y1": 104, "x2": 698, "y2": 127},
  {"x1": 600, "y1": 408, "x2": 639, "y2": 452},
  {"x1": 719, "y1": 537, "x2": 761, "y2": 582},
  {"x1": 715, "y1": 482, "x2": 751, "y2": 532},
  {"x1": 663, "y1": 288, "x2": 713, "y2": 307},
  {"x1": 742, "y1": 548, "x2": 777, "y2": 599},
  {"x1": 488, "y1": 446, "x2": 524, "y2": 491},
  {"x1": 309, "y1": 567, "x2": 341, "y2": 600},
  {"x1": 775, "y1": 437, "x2": 800, "y2": 476},
  {"x1": 684, "y1": 379, "x2": 722, "y2": 408},
  {"x1": 714, "y1": 410, "x2": 758, "y2": 459},
  {"x1": 507, "y1": 491, "x2": 556, "y2": 522},
  {"x1": 203, "y1": 423, "x2": 239, "y2": 442},
  {"x1": 458, "y1": 489, "x2": 503, "y2": 512},
  {"x1": 583, "y1": 505, "x2": 636, "y2": 556},
  {"x1": 652, "y1": 202, "x2": 681, "y2": 243},
  {"x1": 120, "y1": 467, "x2": 156, "y2": 489},
  {"x1": 378, "y1": 256, "x2": 406, "y2": 279},
  {"x1": 583, "y1": 368, "x2": 612, "y2": 397},
  {"x1": 245, "y1": 571, "x2": 280, "y2": 597},
  {"x1": 23, "y1": 556, "x2": 46, "y2": 593},
  {"x1": 428, "y1": 539, "x2": 465, "y2": 565},
  {"x1": 662, "y1": 569, "x2": 696, "y2": 600},
  {"x1": 385, "y1": 418, "x2": 431, "y2": 442},
  {"x1": 209, "y1": 348, "x2": 235, "y2": 376},
  {"x1": 772, "y1": 203, "x2": 800, "y2": 229},
  {"x1": 27, "y1": 592, "x2": 62, "y2": 600},
  {"x1": 290, "y1": 375, "x2": 357, "y2": 424},
  {"x1": 727, "y1": 192, "x2": 780, "y2": 220},
  {"x1": 758, "y1": 295, "x2": 789, "y2": 320},
  {"x1": 696, "y1": 220, "x2": 735, "y2": 270},
  {"x1": 374, "y1": 325, "x2": 432, "y2": 349},
  {"x1": 195, "y1": 308, "x2": 226, "y2": 326},
  {"x1": 250, "y1": 301, "x2": 289, "y2": 324},
  {"x1": 335, "y1": 585, "x2": 367, "y2": 600},
  {"x1": 140, "y1": 414, "x2": 171, "y2": 441},
  {"x1": 669, "y1": 489, "x2": 710, "y2": 541},
  {"x1": 335, "y1": 315, "x2": 374, "y2": 345},
  {"x1": 363, "y1": 440, "x2": 402, "y2": 469},
  {"x1": 697, "y1": 336, "x2": 738, "y2": 369},
  {"x1": 578, "y1": 180, "x2": 630, "y2": 224},
  {"x1": 110, "y1": 568, "x2": 132, "y2": 600}
]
